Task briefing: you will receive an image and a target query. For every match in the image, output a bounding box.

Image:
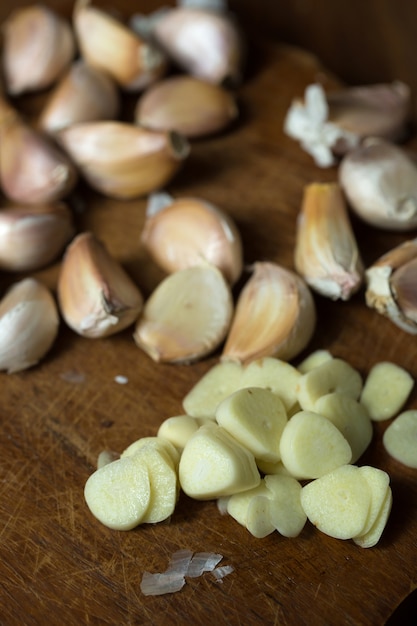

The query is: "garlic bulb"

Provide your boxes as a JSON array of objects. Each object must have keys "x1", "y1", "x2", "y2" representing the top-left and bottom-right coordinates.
[
  {"x1": 222, "y1": 262, "x2": 316, "y2": 364},
  {"x1": 0, "y1": 203, "x2": 74, "y2": 272},
  {"x1": 58, "y1": 232, "x2": 143, "y2": 338},
  {"x1": 39, "y1": 60, "x2": 120, "y2": 134},
  {"x1": 0, "y1": 278, "x2": 59, "y2": 373},
  {"x1": 294, "y1": 182, "x2": 364, "y2": 300},
  {"x1": 2, "y1": 5, "x2": 76, "y2": 95},
  {"x1": 141, "y1": 192, "x2": 243, "y2": 284},
  {"x1": 57, "y1": 121, "x2": 189, "y2": 199}
]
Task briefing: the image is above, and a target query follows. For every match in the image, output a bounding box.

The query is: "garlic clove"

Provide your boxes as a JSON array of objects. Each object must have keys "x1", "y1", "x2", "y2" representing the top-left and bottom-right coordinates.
[
  {"x1": 2, "y1": 5, "x2": 76, "y2": 96},
  {"x1": 57, "y1": 231, "x2": 143, "y2": 338},
  {"x1": 57, "y1": 121, "x2": 189, "y2": 199},
  {"x1": 134, "y1": 75, "x2": 238, "y2": 138},
  {"x1": 73, "y1": 0, "x2": 167, "y2": 91},
  {"x1": 0, "y1": 277, "x2": 59, "y2": 373},
  {"x1": 133, "y1": 263, "x2": 233, "y2": 363},
  {"x1": 0, "y1": 202, "x2": 75, "y2": 272},
  {"x1": 141, "y1": 192, "x2": 243, "y2": 285},
  {"x1": 38, "y1": 59, "x2": 120, "y2": 135},
  {"x1": 294, "y1": 182, "x2": 364, "y2": 300},
  {"x1": 222, "y1": 262, "x2": 316, "y2": 364},
  {"x1": 339, "y1": 137, "x2": 417, "y2": 231}
]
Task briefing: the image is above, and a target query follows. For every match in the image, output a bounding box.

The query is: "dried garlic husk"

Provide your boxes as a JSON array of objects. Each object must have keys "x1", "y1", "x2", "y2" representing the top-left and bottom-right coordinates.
[
  {"x1": 57, "y1": 121, "x2": 189, "y2": 199},
  {"x1": 294, "y1": 182, "x2": 364, "y2": 300},
  {"x1": 133, "y1": 263, "x2": 233, "y2": 363},
  {"x1": 58, "y1": 232, "x2": 143, "y2": 338},
  {"x1": 339, "y1": 138, "x2": 417, "y2": 231},
  {"x1": 2, "y1": 5, "x2": 76, "y2": 95},
  {"x1": 73, "y1": 0, "x2": 167, "y2": 91},
  {"x1": 141, "y1": 192, "x2": 243, "y2": 285},
  {"x1": 0, "y1": 278, "x2": 59, "y2": 373},
  {"x1": 39, "y1": 60, "x2": 120, "y2": 134},
  {"x1": 365, "y1": 238, "x2": 417, "y2": 333},
  {"x1": 0, "y1": 203, "x2": 74, "y2": 272},
  {"x1": 135, "y1": 75, "x2": 238, "y2": 138},
  {"x1": 222, "y1": 262, "x2": 316, "y2": 364}
]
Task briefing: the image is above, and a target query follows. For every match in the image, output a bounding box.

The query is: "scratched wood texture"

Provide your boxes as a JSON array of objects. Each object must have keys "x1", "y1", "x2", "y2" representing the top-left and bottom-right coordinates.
[{"x1": 1, "y1": 2, "x2": 417, "y2": 625}]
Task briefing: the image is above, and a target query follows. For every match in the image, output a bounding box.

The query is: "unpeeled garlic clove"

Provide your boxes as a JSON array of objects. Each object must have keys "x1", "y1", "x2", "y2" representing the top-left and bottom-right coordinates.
[
  {"x1": 339, "y1": 137, "x2": 417, "y2": 231},
  {"x1": 38, "y1": 59, "x2": 120, "y2": 134},
  {"x1": 0, "y1": 277, "x2": 59, "y2": 373},
  {"x1": 222, "y1": 262, "x2": 316, "y2": 364},
  {"x1": 141, "y1": 192, "x2": 243, "y2": 285},
  {"x1": 57, "y1": 121, "x2": 189, "y2": 199},
  {"x1": 2, "y1": 5, "x2": 76, "y2": 96},
  {"x1": 0, "y1": 202, "x2": 75, "y2": 272},
  {"x1": 73, "y1": 0, "x2": 167, "y2": 91},
  {"x1": 294, "y1": 182, "x2": 364, "y2": 300},
  {"x1": 57, "y1": 231, "x2": 143, "y2": 338},
  {"x1": 365, "y1": 238, "x2": 417, "y2": 333},
  {"x1": 133, "y1": 263, "x2": 233, "y2": 363},
  {"x1": 134, "y1": 74, "x2": 238, "y2": 138}
]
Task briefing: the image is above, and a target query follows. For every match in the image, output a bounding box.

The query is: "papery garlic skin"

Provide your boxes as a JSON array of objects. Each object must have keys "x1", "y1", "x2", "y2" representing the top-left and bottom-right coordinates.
[
  {"x1": 294, "y1": 182, "x2": 364, "y2": 300},
  {"x1": 222, "y1": 262, "x2": 316, "y2": 364},
  {"x1": 339, "y1": 138, "x2": 417, "y2": 231},
  {"x1": 0, "y1": 278, "x2": 59, "y2": 373},
  {"x1": 58, "y1": 232, "x2": 143, "y2": 338}
]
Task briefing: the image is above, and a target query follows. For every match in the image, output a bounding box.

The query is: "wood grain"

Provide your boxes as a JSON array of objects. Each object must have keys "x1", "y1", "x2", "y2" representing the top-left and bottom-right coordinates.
[{"x1": 1, "y1": 2, "x2": 417, "y2": 625}]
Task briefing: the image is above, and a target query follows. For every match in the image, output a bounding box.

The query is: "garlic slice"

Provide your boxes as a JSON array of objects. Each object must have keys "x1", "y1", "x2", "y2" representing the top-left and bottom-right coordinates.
[
  {"x1": 0, "y1": 278, "x2": 59, "y2": 373},
  {"x1": 294, "y1": 182, "x2": 364, "y2": 300},
  {"x1": 133, "y1": 263, "x2": 233, "y2": 363},
  {"x1": 141, "y1": 192, "x2": 243, "y2": 284},
  {"x1": 58, "y1": 231, "x2": 143, "y2": 338},
  {"x1": 222, "y1": 262, "x2": 316, "y2": 364}
]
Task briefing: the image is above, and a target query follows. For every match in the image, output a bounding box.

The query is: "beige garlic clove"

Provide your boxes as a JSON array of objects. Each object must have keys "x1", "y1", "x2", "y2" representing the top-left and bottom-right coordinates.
[
  {"x1": 133, "y1": 263, "x2": 233, "y2": 363},
  {"x1": 339, "y1": 137, "x2": 417, "y2": 231},
  {"x1": 58, "y1": 232, "x2": 143, "y2": 338},
  {"x1": 365, "y1": 238, "x2": 417, "y2": 333},
  {"x1": 0, "y1": 277, "x2": 59, "y2": 373},
  {"x1": 294, "y1": 182, "x2": 364, "y2": 300},
  {"x1": 142, "y1": 192, "x2": 243, "y2": 284},
  {"x1": 0, "y1": 202, "x2": 75, "y2": 272},
  {"x1": 2, "y1": 5, "x2": 76, "y2": 96},
  {"x1": 57, "y1": 121, "x2": 189, "y2": 199},
  {"x1": 135, "y1": 75, "x2": 238, "y2": 138},
  {"x1": 38, "y1": 60, "x2": 120, "y2": 134},
  {"x1": 73, "y1": 0, "x2": 167, "y2": 91},
  {"x1": 222, "y1": 262, "x2": 316, "y2": 364}
]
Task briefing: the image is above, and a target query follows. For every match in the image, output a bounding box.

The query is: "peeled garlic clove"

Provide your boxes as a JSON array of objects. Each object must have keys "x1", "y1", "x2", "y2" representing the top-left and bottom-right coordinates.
[
  {"x1": 38, "y1": 60, "x2": 120, "y2": 134},
  {"x1": 365, "y1": 238, "x2": 417, "y2": 333},
  {"x1": 339, "y1": 138, "x2": 417, "y2": 231},
  {"x1": 0, "y1": 202, "x2": 74, "y2": 272},
  {"x1": 0, "y1": 277, "x2": 59, "y2": 373},
  {"x1": 294, "y1": 182, "x2": 364, "y2": 300},
  {"x1": 222, "y1": 262, "x2": 316, "y2": 364},
  {"x1": 2, "y1": 5, "x2": 76, "y2": 95},
  {"x1": 141, "y1": 192, "x2": 243, "y2": 284},
  {"x1": 133, "y1": 263, "x2": 233, "y2": 363},
  {"x1": 58, "y1": 232, "x2": 143, "y2": 338},
  {"x1": 135, "y1": 75, "x2": 238, "y2": 138},
  {"x1": 57, "y1": 121, "x2": 189, "y2": 199},
  {"x1": 73, "y1": 0, "x2": 167, "y2": 91}
]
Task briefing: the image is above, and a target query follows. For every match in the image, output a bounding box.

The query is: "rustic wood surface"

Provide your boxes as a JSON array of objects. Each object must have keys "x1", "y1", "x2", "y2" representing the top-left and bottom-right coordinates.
[{"x1": 1, "y1": 2, "x2": 417, "y2": 625}]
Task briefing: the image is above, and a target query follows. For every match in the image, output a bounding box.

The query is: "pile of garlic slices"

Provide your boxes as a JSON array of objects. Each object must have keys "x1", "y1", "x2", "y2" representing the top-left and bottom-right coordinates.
[{"x1": 84, "y1": 350, "x2": 415, "y2": 548}]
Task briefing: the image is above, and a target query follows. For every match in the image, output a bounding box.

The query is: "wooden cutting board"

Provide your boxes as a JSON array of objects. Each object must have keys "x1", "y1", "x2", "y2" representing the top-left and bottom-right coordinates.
[{"x1": 1, "y1": 4, "x2": 417, "y2": 625}]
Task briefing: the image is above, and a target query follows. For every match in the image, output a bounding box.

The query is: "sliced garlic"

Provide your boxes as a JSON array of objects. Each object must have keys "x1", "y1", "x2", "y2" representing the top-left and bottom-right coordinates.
[
  {"x1": 133, "y1": 263, "x2": 233, "y2": 363},
  {"x1": 297, "y1": 349, "x2": 333, "y2": 374},
  {"x1": 141, "y1": 192, "x2": 243, "y2": 284},
  {"x1": 360, "y1": 361, "x2": 414, "y2": 421},
  {"x1": 297, "y1": 357, "x2": 363, "y2": 411},
  {"x1": 294, "y1": 182, "x2": 364, "y2": 300},
  {"x1": 383, "y1": 410, "x2": 417, "y2": 468},
  {"x1": 57, "y1": 231, "x2": 143, "y2": 338},
  {"x1": 182, "y1": 360, "x2": 244, "y2": 417},
  {"x1": 222, "y1": 262, "x2": 316, "y2": 364},
  {"x1": 0, "y1": 277, "x2": 59, "y2": 373}
]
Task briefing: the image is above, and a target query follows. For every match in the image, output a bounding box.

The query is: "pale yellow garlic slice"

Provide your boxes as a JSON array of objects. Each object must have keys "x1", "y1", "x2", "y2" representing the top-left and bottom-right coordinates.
[
  {"x1": 226, "y1": 481, "x2": 273, "y2": 538},
  {"x1": 264, "y1": 474, "x2": 306, "y2": 538},
  {"x1": 157, "y1": 415, "x2": 202, "y2": 450},
  {"x1": 356, "y1": 466, "x2": 390, "y2": 536},
  {"x1": 360, "y1": 361, "x2": 414, "y2": 421},
  {"x1": 121, "y1": 435, "x2": 180, "y2": 468},
  {"x1": 297, "y1": 349, "x2": 333, "y2": 374},
  {"x1": 182, "y1": 360, "x2": 243, "y2": 418},
  {"x1": 353, "y1": 487, "x2": 393, "y2": 548},
  {"x1": 297, "y1": 357, "x2": 363, "y2": 411},
  {"x1": 239, "y1": 356, "x2": 301, "y2": 412},
  {"x1": 382, "y1": 410, "x2": 417, "y2": 468},
  {"x1": 255, "y1": 458, "x2": 291, "y2": 476}
]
